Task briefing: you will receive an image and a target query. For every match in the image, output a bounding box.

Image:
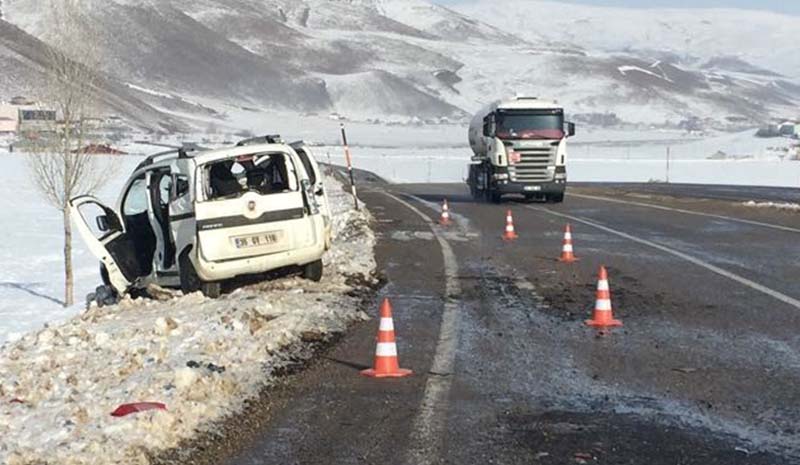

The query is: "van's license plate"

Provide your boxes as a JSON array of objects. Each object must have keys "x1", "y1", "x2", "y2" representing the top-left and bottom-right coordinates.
[
  {"x1": 524, "y1": 186, "x2": 542, "y2": 191},
  {"x1": 233, "y1": 232, "x2": 280, "y2": 249}
]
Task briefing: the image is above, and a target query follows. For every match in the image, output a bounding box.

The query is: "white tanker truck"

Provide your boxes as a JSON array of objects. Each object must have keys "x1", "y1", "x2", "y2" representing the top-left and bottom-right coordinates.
[{"x1": 467, "y1": 96, "x2": 575, "y2": 203}]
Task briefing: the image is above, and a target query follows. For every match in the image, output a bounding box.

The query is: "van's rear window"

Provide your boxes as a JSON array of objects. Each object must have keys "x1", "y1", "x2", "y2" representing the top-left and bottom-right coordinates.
[{"x1": 204, "y1": 153, "x2": 294, "y2": 200}]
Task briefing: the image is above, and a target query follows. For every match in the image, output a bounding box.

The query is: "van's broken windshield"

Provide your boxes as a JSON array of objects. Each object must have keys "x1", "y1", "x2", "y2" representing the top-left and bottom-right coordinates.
[{"x1": 204, "y1": 153, "x2": 294, "y2": 200}]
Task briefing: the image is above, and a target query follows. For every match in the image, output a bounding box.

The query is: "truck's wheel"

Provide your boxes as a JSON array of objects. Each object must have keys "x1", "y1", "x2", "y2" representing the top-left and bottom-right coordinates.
[
  {"x1": 490, "y1": 191, "x2": 502, "y2": 204},
  {"x1": 469, "y1": 183, "x2": 481, "y2": 200},
  {"x1": 549, "y1": 193, "x2": 565, "y2": 203},
  {"x1": 303, "y1": 259, "x2": 324, "y2": 282},
  {"x1": 180, "y1": 250, "x2": 222, "y2": 298}
]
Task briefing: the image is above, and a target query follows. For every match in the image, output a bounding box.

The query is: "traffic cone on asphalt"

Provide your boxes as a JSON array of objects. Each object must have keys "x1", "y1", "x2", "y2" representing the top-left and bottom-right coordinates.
[
  {"x1": 585, "y1": 266, "x2": 623, "y2": 328},
  {"x1": 558, "y1": 224, "x2": 578, "y2": 262},
  {"x1": 439, "y1": 198, "x2": 452, "y2": 226},
  {"x1": 502, "y1": 210, "x2": 518, "y2": 241},
  {"x1": 361, "y1": 298, "x2": 413, "y2": 378}
]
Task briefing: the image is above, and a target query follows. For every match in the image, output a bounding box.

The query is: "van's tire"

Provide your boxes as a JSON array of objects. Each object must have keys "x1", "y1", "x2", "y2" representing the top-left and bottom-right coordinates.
[
  {"x1": 180, "y1": 250, "x2": 222, "y2": 298},
  {"x1": 303, "y1": 259, "x2": 323, "y2": 282}
]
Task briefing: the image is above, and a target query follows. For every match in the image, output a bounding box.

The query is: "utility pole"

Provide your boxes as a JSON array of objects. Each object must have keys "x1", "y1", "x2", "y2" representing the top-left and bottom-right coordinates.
[{"x1": 666, "y1": 146, "x2": 671, "y2": 184}]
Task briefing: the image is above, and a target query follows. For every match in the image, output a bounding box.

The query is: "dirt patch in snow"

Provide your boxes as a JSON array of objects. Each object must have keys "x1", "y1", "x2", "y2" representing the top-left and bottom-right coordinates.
[{"x1": 0, "y1": 174, "x2": 377, "y2": 465}]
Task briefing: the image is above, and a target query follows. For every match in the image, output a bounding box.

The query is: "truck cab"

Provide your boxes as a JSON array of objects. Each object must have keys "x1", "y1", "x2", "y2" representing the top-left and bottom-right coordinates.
[{"x1": 467, "y1": 97, "x2": 575, "y2": 203}]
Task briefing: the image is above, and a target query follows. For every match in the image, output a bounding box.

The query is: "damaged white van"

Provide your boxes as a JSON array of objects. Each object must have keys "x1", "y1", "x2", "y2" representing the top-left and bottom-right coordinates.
[{"x1": 70, "y1": 136, "x2": 332, "y2": 300}]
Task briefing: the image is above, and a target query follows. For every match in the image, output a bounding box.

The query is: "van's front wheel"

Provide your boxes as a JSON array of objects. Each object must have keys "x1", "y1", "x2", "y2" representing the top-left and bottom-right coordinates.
[
  {"x1": 303, "y1": 259, "x2": 323, "y2": 282},
  {"x1": 180, "y1": 250, "x2": 222, "y2": 298}
]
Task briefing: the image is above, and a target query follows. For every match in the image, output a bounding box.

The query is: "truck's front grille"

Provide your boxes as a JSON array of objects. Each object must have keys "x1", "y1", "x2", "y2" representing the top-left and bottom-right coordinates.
[{"x1": 510, "y1": 146, "x2": 556, "y2": 182}]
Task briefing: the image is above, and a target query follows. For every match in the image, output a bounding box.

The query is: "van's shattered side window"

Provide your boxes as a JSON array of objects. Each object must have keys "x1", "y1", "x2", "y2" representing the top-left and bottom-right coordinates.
[{"x1": 204, "y1": 153, "x2": 296, "y2": 200}]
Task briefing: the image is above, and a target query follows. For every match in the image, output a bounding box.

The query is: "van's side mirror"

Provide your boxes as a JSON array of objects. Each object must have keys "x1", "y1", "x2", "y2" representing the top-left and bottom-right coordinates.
[
  {"x1": 567, "y1": 122, "x2": 576, "y2": 137},
  {"x1": 315, "y1": 186, "x2": 324, "y2": 196},
  {"x1": 96, "y1": 215, "x2": 110, "y2": 232}
]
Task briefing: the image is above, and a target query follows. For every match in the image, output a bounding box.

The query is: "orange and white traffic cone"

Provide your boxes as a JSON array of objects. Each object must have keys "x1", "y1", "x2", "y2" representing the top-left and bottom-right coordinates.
[
  {"x1": 439, "y1": 199, "x2": 452, "y2": 226},
  {"x1": 361, "y1": 298, "x2": 413, "y2": 378},
  {"x1": 502, "y1": 209, "x2": 518, "y2": 241},
  {"x1": 558, "y1": 224, "x2": 578, "y2": 262},
  {"x1": 585, "y1": 266, "x2": 623, "y2": 328}
]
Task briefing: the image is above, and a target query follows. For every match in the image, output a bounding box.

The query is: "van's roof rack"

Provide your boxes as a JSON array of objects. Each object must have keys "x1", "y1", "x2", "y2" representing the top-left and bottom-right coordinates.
[
  {"x1": 236, "y1": 134, "x2": 283, "y2": 146},
  {"x1": 136, "y1": 143, "x2": 206, "y2": 170}
]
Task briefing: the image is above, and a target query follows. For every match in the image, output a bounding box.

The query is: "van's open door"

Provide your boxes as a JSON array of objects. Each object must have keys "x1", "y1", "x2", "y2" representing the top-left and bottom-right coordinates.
[
  {"x1": 69, "y1": 196, "x2": 139, "y2": 295},
  {"x1": 290, "y1": 141, "x2": 332, "y2": 248}
]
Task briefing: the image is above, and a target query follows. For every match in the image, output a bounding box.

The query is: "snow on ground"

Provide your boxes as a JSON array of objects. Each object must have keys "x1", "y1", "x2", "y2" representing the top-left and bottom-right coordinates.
[
  {"x1": 742, "y1": 201, "x2": 800, "y2": 212},
  {"x1": 0, "y1": 171, "x2": 376, "y2": 465},
  {"x1": 318, "y1": 144, "x2": 800, "y2": 187},
  {"x1": 0, "y1": 154, "x2": 142, "y2": 343}
]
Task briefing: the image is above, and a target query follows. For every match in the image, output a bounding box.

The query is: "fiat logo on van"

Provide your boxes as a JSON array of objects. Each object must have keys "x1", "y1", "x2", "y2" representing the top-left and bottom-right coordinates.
[{"x1": 247, "y1": 200, "x2": 256, "y2": 212}]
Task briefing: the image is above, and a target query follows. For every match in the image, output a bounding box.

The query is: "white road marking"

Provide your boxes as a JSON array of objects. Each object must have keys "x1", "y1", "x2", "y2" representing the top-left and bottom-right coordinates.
[
  {"x1": 528, "y1": 205, "x2": 800, "y2": 311},
  {"x1": 380, "y1": 192, "x2": 461, "y2": 465},
  {"x1": 570, "y1": 193, "x2": 800, "y2": 234}
]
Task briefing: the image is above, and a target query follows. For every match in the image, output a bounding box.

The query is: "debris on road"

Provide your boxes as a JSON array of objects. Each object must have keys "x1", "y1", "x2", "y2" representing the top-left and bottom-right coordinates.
[{"x1": 111, "y1": 402, "x2": 167, "y2": 417}]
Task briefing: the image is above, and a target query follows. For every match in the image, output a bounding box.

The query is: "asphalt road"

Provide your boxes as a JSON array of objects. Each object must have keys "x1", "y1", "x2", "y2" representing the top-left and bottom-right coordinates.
[
  {"x1": 573, "y1": 182, "x2": 800, "y2": 203},
  {"x1": 220, "y1": 180, "x2": 800, "y2": 464}
]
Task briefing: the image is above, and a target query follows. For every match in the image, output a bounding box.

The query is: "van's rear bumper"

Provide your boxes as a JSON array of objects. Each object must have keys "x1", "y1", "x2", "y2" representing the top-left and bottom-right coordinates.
[{"x1": 195, "y1": 242, "x2": 325, "y2": 282}]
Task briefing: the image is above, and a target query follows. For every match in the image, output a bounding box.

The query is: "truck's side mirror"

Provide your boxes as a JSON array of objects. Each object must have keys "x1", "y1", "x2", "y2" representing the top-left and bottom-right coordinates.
[
  {"x1": 567, "y1": 122, "x2": 576, "y2": 137},
  {"x1": 483, "y1": 115, "x2": 495, "y2": 137},
  {"x1": 96, "y1": 215, "x2": 110, "y2": 232}
]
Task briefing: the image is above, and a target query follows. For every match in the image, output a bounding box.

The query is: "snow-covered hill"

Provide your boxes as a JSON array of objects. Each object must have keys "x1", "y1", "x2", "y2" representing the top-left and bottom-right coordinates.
[
  {"x1": 456, "y1": 1, "x2": 800, "y2": 80},
  {"x1": 0, "y1": 19, "x2": 186, "y2": 131},
  {"x1": 2, "y1": 0, "x2": 799, "y2": 130}
]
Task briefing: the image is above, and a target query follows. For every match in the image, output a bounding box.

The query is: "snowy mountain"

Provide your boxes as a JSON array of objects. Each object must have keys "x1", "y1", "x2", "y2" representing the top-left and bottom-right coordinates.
[
  {"x1": 2, "y1": 0, "x2": 799, "y2": 131},
  {"x1": 0, "y1": 18, "x2": 186, "y2": 131}
]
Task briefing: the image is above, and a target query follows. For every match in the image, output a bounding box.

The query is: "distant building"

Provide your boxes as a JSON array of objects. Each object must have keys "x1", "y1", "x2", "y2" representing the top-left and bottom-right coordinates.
[
  {"x1": 0, "y1": 104, "x2": 19, "y2": 134},
  {"x1": 0, "y1": 117, "x2": 16, "y2": 135},
  {"x1": 16, "y1": 108, "x2": 57, "y2": 136}
]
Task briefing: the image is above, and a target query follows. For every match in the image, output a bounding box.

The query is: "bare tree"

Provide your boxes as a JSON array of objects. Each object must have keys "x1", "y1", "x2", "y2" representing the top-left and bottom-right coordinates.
[{"x1": 25, "y1": 0, "x2": 112, "y2": 306}]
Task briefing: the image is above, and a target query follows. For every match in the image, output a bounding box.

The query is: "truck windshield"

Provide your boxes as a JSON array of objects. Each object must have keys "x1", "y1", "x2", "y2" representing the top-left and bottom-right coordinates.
[{"x1": 496, "y1": 111, "x2": 564, "y2": 140}]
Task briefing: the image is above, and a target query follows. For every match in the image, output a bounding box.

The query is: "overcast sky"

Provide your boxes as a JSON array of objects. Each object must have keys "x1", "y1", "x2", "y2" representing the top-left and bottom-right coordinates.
[{"x1": 434, "y1": 0, "x2": 800, "y2": 15}]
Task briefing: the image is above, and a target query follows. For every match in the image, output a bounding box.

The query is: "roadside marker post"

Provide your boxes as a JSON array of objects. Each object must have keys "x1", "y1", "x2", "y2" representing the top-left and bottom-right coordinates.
[{"x1": 340, "y1": 123, "x2": 359, "y2": 210}]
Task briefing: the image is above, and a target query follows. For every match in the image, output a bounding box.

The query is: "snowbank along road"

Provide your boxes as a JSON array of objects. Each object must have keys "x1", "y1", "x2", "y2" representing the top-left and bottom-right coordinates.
[
  {"x1": 220, "y1": 174, "x2": 800, "y2": 465},
  {"x1": 0, "y1": 173, "x2": 379, "y2": 465}
]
